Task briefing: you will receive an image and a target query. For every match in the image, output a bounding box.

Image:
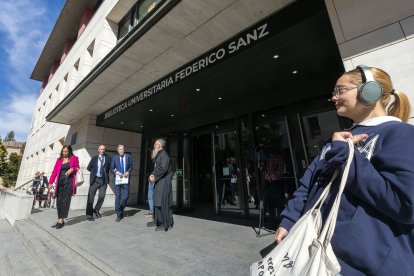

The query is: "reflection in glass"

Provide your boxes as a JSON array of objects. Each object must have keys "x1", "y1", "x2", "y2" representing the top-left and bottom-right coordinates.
[
  {"x1": 301, "y1": 110, "x2": 341, "y2": 162},
  {"x1": 253, "y1": 113, "x2": 295, "y2": 229},
  {"x1": 214, "y1": 131, "x2": 242, "y2": 214}
]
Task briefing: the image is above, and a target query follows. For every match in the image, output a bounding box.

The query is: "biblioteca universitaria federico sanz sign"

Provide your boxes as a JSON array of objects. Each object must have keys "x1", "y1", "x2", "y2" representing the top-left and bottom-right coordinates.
[{"x1": 103, "y1": 22, "x2": 270, "y2": 121}]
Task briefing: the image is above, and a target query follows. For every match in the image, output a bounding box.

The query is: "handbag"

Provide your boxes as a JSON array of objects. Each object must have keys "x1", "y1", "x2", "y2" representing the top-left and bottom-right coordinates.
[
  {"x1": 76, "y1": 169, "x2": 84, "y2": 185},
  {"x1": 250, "y1": 139, "x2": 354, "y2": 276}
]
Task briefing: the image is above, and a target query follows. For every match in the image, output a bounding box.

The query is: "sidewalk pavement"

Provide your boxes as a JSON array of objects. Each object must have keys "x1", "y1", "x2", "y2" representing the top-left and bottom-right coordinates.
[{"x1": 29, "y1": 207, "x2": 275, "y2": 276}]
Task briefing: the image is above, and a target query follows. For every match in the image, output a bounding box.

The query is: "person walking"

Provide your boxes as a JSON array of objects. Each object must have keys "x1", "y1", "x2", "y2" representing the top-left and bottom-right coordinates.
[
  {"x1": 275, "y1": 65, "x2": 414, "y2": 275},
  {"x1": 85, "y1": 144, "x2": 111, "y2": 221},
  {"x1": 49, "y1": 145, "x2": 79, "y2": 229},
  {"x1": 110, "y1": 145, "x2": 133, "y2": 222}
]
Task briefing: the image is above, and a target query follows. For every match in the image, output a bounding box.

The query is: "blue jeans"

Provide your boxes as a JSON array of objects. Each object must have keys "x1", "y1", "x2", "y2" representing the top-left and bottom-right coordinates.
[
  {"x1": 114, "y1": 184, "x2": 129, "y2": 217},
  {"x1": 148, "y1": 182, "x2": 154, "y2": 213}
]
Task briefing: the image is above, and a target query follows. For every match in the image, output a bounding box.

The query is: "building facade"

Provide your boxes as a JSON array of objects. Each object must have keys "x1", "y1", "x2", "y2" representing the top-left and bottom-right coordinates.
[{"x1": 17, "y1": 0, "x2": 414, "y2": 219}]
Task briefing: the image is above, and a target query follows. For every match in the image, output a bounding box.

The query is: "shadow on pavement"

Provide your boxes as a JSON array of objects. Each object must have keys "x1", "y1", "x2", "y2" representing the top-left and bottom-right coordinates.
[{"x1": 62, "y1": 208, "x2": 141, "y2": 226}]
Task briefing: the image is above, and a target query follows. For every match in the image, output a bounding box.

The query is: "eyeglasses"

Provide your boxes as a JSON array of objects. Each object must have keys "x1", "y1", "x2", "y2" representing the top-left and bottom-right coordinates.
[{"x1": 332, "y1": 86, "x2": 357, "y2": 97}]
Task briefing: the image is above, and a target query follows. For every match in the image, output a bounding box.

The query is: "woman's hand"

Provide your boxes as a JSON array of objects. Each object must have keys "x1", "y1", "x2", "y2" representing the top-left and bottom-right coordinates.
[
  {"x1": 65, "y1": 168, "x2": 73, "y2": 176},
  {"x1": 332, "y1": 131, "x2": 368, "y2": 144},
  {"x1": 274, "y1": 227, "x2": 288, "y2": 244}
]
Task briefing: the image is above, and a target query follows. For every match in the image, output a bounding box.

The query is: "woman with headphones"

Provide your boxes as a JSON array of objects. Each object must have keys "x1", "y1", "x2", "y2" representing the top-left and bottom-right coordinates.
[{"x1": 274, "y1": 66, "x2": 414, "y2": 275}]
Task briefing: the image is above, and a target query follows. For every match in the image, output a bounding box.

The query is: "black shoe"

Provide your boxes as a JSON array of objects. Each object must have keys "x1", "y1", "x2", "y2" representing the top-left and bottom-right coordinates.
[
  {"x1": 94, "y1": 209, "x2": 101, "y2": 218},
  {"x1": 155, "y1": 225, "x2": 165, "y2": 231},
  {"x1": 56, "y1": 222, "x2": 64, "y2": 229},
  {"x1": 147, "y1": 220, "x2": 157, "y2": 227},
  {"x1": 120, "y1": 213, "x2": 124, "y2": 219},
  {"x1": 116, "y1": 216, "x2": 122, "y2": 222},
  {"x1": 86, "y1": 216, "x2": 94, "y2": 221}
]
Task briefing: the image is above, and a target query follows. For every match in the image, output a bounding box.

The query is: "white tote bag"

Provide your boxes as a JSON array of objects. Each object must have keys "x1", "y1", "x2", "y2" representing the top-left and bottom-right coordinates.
[
  {"x1": 76, "y1": 169, "x2": 84, "y2": 185},
  {"x1": 250, "y1": 139, "x2": 354, "y2": 276}
]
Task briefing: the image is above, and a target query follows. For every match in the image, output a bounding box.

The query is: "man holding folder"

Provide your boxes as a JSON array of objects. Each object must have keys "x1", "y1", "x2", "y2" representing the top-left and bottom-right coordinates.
[{"x1": 110, "y1": 145, "x2": 133, "y2": 222}]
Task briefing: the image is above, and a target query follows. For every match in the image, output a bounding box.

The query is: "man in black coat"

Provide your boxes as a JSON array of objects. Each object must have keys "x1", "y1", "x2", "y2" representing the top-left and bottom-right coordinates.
[
  {"x1": 147, "y1": 139, "x2": 174, "y2": 231},
  {"x1": 85, "y1": 144, "x2": 111, "y2": 221}
]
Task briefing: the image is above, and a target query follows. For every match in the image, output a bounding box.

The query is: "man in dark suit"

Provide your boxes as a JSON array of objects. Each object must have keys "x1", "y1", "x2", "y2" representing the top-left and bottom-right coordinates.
[
  {"x1": 86, "y1": 144, "x2": 111, "y2": 221},
  {"x1": 110, "y1": 144, "x2": 133, "y2": 222}
]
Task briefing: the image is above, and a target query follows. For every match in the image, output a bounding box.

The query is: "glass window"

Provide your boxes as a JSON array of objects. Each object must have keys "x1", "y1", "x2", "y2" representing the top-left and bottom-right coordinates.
[
  {"x1": 136, "y1": 0, "x2": 163, "y2": 23},
  {"x1": 253, "y1": 112, "x2": 296, "y2": 229},
  {"x1": 301, "y1": 110, "x2": 341, "y2": 162},
  {"x1": 118, "y1": 16, "x2": 131, "y2": 40}
]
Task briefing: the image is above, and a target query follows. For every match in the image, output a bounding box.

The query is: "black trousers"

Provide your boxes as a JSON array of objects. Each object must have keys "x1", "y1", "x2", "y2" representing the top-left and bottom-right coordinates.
[
  {"x1": 155, "y1": 207, "x2": 163, "y2": 226},
  {"x1": 86, "y1": 177, "x2": 107, "y2": 216}
]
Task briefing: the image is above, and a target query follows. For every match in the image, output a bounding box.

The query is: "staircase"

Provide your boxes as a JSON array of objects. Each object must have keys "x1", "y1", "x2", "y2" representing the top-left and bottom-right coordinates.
[{"x1": 0, "y1": 218, "x2": 108, "y2": 275}]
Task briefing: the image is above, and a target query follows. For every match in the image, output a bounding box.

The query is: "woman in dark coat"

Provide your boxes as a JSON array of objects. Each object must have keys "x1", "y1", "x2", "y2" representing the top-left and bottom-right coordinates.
[{"x1": 49, "y1": 145, "x2": 79, "y2": 228}]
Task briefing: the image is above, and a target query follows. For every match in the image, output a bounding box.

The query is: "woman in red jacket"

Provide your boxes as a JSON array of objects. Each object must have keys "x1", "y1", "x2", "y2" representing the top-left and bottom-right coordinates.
[{"x1": 49, "y1": 145, "x2": 79, "y2": 228}]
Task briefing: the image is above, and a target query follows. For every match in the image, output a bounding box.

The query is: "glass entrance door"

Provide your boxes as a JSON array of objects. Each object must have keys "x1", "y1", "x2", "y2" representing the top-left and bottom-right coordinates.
[
  {"x1": 189, "y1": 121, "x2": 244, "y2": 216},
  {"x1": 213, "y1": 130, "x2": 243, "y2": 215},
  {"x1": 239, "y1": 113, "x2": 297, "y2": 228}
]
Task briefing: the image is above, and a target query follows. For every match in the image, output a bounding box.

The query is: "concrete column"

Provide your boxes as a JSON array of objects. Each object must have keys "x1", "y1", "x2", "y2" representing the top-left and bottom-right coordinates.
[
  {"x1": 324, "y1": 0, "x2": 414, "y2": 120},
  {"x1": 66, "y1": 115, "x2": 142, "y2": 210}
]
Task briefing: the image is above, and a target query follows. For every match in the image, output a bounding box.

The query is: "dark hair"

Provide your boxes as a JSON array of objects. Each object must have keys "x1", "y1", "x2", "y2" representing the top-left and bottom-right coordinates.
[{"x1": 60, "y1": 145, "x2": 74, "y2": 159}]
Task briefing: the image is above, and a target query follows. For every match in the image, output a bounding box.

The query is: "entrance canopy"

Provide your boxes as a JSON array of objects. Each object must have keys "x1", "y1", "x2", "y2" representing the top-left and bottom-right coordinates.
[
  {"x1": 96, "y1": 1, "x2": 344, "y2": 135},
  {"x1": 47, "y1": 0, "x2": 344, "y2": 134},
  {"x1": 46, "y1": 0, "x2": 296, "y2": 125}
]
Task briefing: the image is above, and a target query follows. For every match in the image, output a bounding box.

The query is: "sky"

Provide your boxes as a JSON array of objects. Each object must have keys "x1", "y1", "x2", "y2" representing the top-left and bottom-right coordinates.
[{"x1": 0, "y1": 0, "x2": 65, "y2": 141}]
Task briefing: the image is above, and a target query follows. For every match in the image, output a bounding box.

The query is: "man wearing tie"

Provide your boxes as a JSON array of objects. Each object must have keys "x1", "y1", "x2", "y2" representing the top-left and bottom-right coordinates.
[
  {"x1": 110, "y1": 145, "x2": 134, "y2": 222},
  {"x1": 86, "y1": 145, "x2": 111, "y2": 221}
]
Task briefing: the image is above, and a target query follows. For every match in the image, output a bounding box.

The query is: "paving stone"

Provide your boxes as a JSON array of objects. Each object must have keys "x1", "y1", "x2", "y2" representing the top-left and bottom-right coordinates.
[
  {"x1": 0, "y1": 219, "x2": 45, "y2": 275},
  {"x1": 14, "y1": 219, "x2": 106, "y2": 276},
  {"x1": 29, "y1": 207, "x2": 275, "y2": 276}
]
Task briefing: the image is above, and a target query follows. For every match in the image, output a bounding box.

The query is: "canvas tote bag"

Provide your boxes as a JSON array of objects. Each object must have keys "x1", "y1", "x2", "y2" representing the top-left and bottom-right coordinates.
[{"x1": 250, "y1": 139, "x2": 354, "y2": 276}]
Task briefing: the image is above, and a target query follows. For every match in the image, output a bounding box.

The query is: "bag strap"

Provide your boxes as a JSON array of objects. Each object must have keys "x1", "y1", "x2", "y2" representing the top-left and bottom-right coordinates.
[
  {"x1": 308, "y1": 170, "x2": 339, "y2": 212},
  {"x1": 319, "y1": 139, "x2": 355, "y2": 245}
]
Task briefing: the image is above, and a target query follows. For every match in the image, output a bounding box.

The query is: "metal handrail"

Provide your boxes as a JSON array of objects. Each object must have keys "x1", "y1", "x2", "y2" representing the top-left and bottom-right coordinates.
[{"x1": 13, "y1": 179, "x2": 35, "y2": 193}]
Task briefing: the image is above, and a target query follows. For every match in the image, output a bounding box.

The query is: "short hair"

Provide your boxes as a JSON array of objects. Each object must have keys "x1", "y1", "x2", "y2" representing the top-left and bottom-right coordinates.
[
  {"x1": 98, "y1": 144, "x2": 106, "y2": 149},
  {"x1": 117, "y1": 145, "x2": 125, "y2": 150},
  {"x1": 155, "y1": 139, "x2": 166, "y2": 148}
]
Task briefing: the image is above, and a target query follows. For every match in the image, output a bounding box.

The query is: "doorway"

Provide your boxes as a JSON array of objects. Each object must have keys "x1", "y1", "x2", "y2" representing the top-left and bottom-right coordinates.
[
  {"x1": 140, "y1": 101, "x2": 346, "y2": 226},
  {"x1": 190, "y1": 124, "x2": 245, "y2": 216}
]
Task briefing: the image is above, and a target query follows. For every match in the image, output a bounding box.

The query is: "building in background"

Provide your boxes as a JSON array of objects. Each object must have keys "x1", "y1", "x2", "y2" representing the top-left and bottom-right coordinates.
[
  {"x1": 16, "y1": 0, "x2": 414, "y2": 221},
  {"x1": 3, "y1": 142, "x2": 24, "y2": 161}
]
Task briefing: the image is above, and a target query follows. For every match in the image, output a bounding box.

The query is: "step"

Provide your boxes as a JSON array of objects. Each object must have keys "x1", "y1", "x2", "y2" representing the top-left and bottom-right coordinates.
[
  {"x1": 28, "y1": 217, "x2": 118, "y2": 276},
  {"x1": 14, "y1": 219, "x2": 108, "y2": 276},
  {"x1": 0, "y1": 219, "x2": 45, "y2": 275}
]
